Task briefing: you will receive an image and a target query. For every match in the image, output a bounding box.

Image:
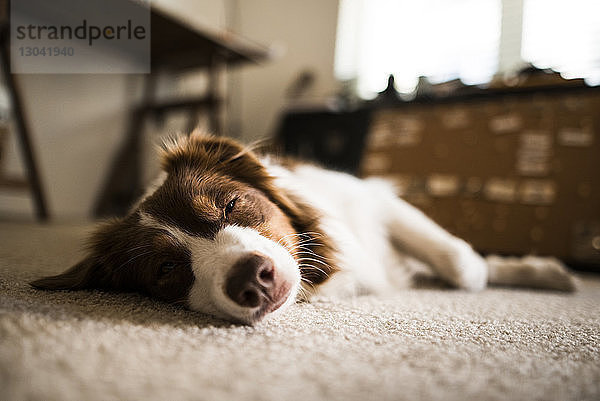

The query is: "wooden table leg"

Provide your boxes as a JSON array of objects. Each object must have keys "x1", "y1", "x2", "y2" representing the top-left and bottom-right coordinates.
[{"x1": 0, "y1": 26, "x2": 48, "y2": 221}]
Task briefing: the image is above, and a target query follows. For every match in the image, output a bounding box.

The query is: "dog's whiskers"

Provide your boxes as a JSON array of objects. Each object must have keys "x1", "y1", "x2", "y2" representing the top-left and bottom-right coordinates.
[
  {"x1": 277, "y1": 231, "x2": 324, "y2": 246},
  {"x1": 291, "y1": 250, "x2": 331, "y2": 262},
  {"x1": 291, "y1": 244, "x2": 327, "y2": 254},
  {"x1": 120, "y1": 243, "x2": 153, "y2": 254},
  {"x1": 115, "y1": 249, "x2": 155, "y2": 271},
  {"x1": 300, "y1": 277, "x2": 316, "y2": 290},
  {"x1": 299, "y1": 263, "x2": 330, "y2": 278},
  {"x1": 297, "y1": 256, "x2": 332, "y2": 269},
  {"x1": 297, "y1": 281, "x2": 313, "y2": 301}
]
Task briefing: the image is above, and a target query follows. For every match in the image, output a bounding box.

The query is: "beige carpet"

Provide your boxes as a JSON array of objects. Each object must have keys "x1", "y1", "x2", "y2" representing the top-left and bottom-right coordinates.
[{"x1": 1, "y1": 221, "x2": 599, "y2": 401}]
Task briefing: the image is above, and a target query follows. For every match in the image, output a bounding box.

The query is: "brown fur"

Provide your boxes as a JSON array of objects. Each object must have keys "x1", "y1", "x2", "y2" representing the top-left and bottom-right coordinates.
[
  {"x1": 30, "y1": 215, "x2": 195, "y2": 305},
  {"x1": 31, "y1": 133, "x2": 338, "y2": 308},
  {"x1": 160, "y1": 134, "x2": 339, "y2": 285}
]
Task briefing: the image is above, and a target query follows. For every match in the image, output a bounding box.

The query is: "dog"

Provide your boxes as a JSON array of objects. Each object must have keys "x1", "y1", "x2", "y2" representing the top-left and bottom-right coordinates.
[{"x1": 31, "y1": 132, "x2": 576, "y2": 324}]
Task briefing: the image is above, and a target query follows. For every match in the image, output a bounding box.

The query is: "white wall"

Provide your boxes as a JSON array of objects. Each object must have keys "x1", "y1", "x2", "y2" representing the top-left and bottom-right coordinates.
[
  {"x1": 153, "y1": 0, "x2": 229, "y2": 32},
  {"x1": 232, "y1": 0, "x2": 340, "y2": 141},
  {"x1": 498, "y1": 0, "x2": 524, "y2": 72},
  {"x1": 0, "y1": 75, "x2": 137, "y2": 220}
]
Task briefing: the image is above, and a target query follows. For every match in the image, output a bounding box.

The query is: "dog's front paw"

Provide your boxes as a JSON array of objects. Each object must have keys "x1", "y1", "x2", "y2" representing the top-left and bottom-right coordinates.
[{"x1": 436, "y1": 240, "x2": 488, "y2": 291}]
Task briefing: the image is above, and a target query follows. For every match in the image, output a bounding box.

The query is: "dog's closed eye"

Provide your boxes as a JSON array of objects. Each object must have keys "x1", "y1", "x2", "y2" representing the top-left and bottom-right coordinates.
[{"x1": 160, "y1": 261, "x2": 176, "y2": 275}]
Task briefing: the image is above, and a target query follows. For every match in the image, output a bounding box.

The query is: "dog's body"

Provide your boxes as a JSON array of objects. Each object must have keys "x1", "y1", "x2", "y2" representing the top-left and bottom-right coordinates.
[{"x1": 32, "y1": 133, "x2": 575, "y2": 324}]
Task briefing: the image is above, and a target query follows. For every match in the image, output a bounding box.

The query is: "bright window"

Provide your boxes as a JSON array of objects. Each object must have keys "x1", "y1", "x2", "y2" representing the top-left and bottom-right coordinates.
[
  {"x1": 521, "y1": 0, "x2": 600, "y2": 85},
  {"x1": 336, "y1": 0, "x2": 600, "y2": 98},
  {"x1": 335, "y1": 0, "x2": 502, "y2": 97}
]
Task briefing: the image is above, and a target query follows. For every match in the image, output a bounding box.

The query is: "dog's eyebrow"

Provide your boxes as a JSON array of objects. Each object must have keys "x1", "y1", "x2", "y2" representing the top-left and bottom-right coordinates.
[{"x1": 138, "y1": 212, "x2": 190, "y2": 246}]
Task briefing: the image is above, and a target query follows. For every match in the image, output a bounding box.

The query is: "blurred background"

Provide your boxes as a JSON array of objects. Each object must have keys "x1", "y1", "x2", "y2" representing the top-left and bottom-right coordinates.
[{"x1": 0, "y1": 0, "x2": 598, "y2": 269}]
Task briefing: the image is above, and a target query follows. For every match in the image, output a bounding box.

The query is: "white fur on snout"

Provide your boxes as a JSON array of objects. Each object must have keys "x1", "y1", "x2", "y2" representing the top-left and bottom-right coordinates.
[{"x1": 187, "y1": 226, "x2": 301, "y2": 324}]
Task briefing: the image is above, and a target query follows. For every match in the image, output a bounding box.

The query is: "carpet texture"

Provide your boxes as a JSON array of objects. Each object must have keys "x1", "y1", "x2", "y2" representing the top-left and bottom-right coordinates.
[{"x1": 1, "y1": 222, "x2": 599, "y2": 401}]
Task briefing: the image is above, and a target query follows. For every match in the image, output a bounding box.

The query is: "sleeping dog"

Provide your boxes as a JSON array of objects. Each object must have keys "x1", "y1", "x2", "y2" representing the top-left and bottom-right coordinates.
[{"x1": 31, "y1": 132, "x2": 575, "y2": 324}]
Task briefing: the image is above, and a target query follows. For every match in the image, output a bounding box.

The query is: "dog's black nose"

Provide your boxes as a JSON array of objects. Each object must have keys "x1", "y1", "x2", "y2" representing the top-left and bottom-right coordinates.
[{"x1": 226, "y1": 253, "x2": 275, "y2": 308}]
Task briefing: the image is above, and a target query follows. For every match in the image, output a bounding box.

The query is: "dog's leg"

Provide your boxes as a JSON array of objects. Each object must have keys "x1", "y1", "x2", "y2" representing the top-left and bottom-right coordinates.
[
  {"x1": 376, "y1": 185, "x2": 487, "y2": 290},
  {"x1": 375, "y1": 182, "x2": 576, "y2": 292},
  {"x1": 486, "y1": 255, "x2": 576, "y2": 291}
]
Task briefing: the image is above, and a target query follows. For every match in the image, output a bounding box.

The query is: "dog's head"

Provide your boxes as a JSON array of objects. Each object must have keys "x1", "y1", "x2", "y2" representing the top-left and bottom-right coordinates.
[{"x1": 31, "y1": 134, "x2": 334, "y2": 324}]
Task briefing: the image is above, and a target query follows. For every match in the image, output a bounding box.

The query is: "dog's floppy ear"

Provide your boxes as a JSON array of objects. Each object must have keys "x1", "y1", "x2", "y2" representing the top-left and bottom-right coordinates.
[
  {"x1": 30, "y1": 218, "x2": 127, "y2": 291},
  {"x1": 30, "y1": 256, "x2": 104, "y2": 290}
]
